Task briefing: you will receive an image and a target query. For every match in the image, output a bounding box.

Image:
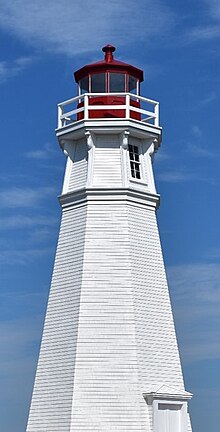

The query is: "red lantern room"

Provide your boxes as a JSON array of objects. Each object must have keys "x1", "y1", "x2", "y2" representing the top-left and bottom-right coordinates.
[{"x1": 74, "y1": 45, "x2": 144, "y2": 120}]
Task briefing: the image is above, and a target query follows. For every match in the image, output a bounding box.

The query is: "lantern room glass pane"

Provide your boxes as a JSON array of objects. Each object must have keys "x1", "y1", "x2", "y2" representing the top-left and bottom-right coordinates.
[
  {"x1": 79, "y1": 76, "x2": 89, "y2": 93},
  {"x1": 109, "y1": 73, "x2": 125, "y2": 92},
  {"x1": 128, "y1": 76, "x2": 137, "y2": 93},
  {"x1": 91, "y1": 73, "x2": 105, "y2": 93}
]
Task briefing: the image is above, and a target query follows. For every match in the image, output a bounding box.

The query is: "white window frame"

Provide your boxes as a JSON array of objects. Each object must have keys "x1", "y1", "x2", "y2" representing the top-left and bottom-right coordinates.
[{"x1": 128, "y1": 143, "x2": 142, "y2": 180}]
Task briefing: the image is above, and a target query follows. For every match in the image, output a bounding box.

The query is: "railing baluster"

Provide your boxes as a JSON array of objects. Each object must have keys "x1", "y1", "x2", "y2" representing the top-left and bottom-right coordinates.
[
  {"x1": 84, "y1": 94, "x2": 89, "y2": 120},
  {"x1": 57, "y1": 93, "x2": 160, "y2": 128},
  {"x1": 126, "y1": 94, "x2": 130, "y2": 119},
  {"x1": 154, "y1": 102, "x2": 159, "y2": 127},
  {"x1": 58, "y1": 105, "x2": 63, "y2": 128}
]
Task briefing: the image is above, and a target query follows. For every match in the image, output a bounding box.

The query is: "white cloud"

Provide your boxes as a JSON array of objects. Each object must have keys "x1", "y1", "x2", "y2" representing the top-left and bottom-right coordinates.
[
  {"x1": 0, "y1": 215, "x2": 57, "y2": 229},
  {"x1": 197, "y1": 92, "x2": 217, "y2": 108},
  {"x1": 185, "y1": 0, "x2": 220, "y2": 43},
  {"x1": 157, "y1": 169, "x2": 216, "y2": 184},
  {"x1": 0, "y1": 0, "x2": 174, "y2": 56},
  {"x1": 24, "y1": 143, "x2": 56, "y2": 160},
  {"x1": 0, "y1": 56, "x2": 33, "y2": 84},
  {"x1": 154, "y1": 151, "x2": 172, "y2": 163},
  {"x1": 205, "y1": 0, "x2": 220, "y2": 19},
  {"x1": 0, "y1": 316, "x2": 43, "y2": 373},
  {"x1": 187, "y1": 142, "x2": 213, "y2": 158},
  {"x1": 0, "y1": 186, "x2": 55, "y2": 208},
  {"x1": 167, "y1": 263, "x2": 220, "y2": 363},
  {"x1": 187, "y1": 24, "x2": 220, "y2": 42},
  {"x1": 192, "y1": 125, "x2": 202, "y2": 139},
  {"x1": 157, "y1": 170, "x2": 196, "y2": 183},
  {"x1": 0, "y1": 246, "x2": 53, "y2": 266}
]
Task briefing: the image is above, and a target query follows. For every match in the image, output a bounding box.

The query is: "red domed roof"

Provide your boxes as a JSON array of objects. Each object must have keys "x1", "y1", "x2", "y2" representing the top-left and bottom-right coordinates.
[{"x1": 74, "y1": 45, "x2": 144, "y2": 83}]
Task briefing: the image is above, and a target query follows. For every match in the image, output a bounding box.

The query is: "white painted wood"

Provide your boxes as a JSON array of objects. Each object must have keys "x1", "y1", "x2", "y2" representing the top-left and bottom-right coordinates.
[
  {"x1": 68, "y1": 139, "x2": 87, "y2": 191},
  {"x1": 153, "y1": 399, "x2": 188, "y2": 432},
  {"x1": 145, "y1": 142, "x2": 157, "y2": 194},
  {"x1": 157, "y1": 404, "x2": 181, "y2": 432},
  {"x1": 85, "y1": 131, "x2": 95, "y2": 188},
  {"x1": 27, "y1": 82, "x2": 192, "y2": 431},
  {"x1": 27, "y1": 190, "x2": 191, "y2": 431},
  {"x1": 62, "y1": 155, "x2": 72, "y2": 195},
  {"x1": 92, "y1": 134, "x2": 122, "y2": 188},
  {"x1": 57, "y1": 92, "x2": 159, "y2": 128},
  {"x1": 128, "y1": 203, "x2": 184, "y2": 391},
  {"x1": 120, "y1": 131, "x2": 129, "y2": 188},
  {"x1": 62, "y1": 138, "x2": 88, "y2": 193},
  {"x1": 26, "y1": 205, "x2": 87, "y2": 431}
]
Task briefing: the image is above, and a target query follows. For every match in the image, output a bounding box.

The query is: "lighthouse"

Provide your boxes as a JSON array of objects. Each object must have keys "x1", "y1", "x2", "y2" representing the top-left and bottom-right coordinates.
[{"x1": 26, "y1": 45, "x2": 192, "y2": 431}]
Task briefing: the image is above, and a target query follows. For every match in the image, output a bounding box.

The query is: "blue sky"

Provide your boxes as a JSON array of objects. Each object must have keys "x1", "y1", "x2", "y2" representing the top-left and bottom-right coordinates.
[{"x1": 0, "y1": 0, "x2": 219, "y2": 430}]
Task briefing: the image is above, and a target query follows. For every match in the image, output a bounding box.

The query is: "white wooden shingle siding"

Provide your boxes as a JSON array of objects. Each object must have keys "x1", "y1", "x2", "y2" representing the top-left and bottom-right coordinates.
[
  {"x1": 68, "y1": 138, "x2": 88, "y2": 192},
  {"x1": 26, "y1": 205, "x2": 87, "y2": 431},
  {"x1": 27, "y1": 128, "x2": 192, "y2": 431},
  {"x1": 128, "y1": 204, "x2": 184, "y2": 391},
  {"x1": 93, "y1": 135, "x2": 122, "y2": 187},
  {"x1": 27, "y1": 197, "x2": 188, "y2": 431},
  {"x1": 69, "y1": 203, "x2": 144, "y2": 431}
]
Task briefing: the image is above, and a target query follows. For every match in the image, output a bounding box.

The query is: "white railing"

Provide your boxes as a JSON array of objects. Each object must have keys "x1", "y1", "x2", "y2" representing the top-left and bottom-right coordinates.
[{"x1": 57, "y1": 92, "x2": 159, "y2": 129}]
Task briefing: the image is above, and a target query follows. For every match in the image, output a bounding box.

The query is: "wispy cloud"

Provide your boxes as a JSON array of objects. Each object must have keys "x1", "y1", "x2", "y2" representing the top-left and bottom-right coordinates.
[
  {"x1": 191, "y1": 125, "x2": 202, "y2": 139},
  {"x1": 157, "y1": 170, "x2": 196, "y2": 183},
  {"x1": 158, "y1": 166, "x2": 217, "y2": 184},
  {"x1": 187, "y1": 142, "x2": 213, "y2": 158},
  {"x1": 0, "y1": 215, "x2": 57, "y2": 229},
  {"x1": 0, "y1": 0, "x2": 174, "y2": 56},
  {"x1": 0, "y1": 246, "x2": 53, "y2": 266},
  {"x1": 0, "y1": 316, "x2": 44, "y2": 374},
  {"x1": 155, "y1": 151, "x2": 172, "y2": 163},
  {"x1": 187, "y1": 24, "x2": 220, "y2": 42},
  {"x1": 0, "y1": 186, "x2": 55, "y2": 208},
  {"x1": 0, "y1": 56, "x2": 33, "y2": 84},
  {"x1": 24, "y1": 143, "x2": 56, "y2": 160},
  {"x1": 167, "y1": 263, "x2": 220, "y2": 363},
  {"x1": 186, "y1": 125, "x2": 215, "y2": 158},
  {"x1": 206, "y1": 247, "x2": 220, "y2": 260},
  {"x1": 185, "y1": 0, "x2": 220, "y2": 43},
  {"x1": 205, "y1": 0, "x2": 220, "y2": 18},
  {"x1": 197, "y1": 92, "x2": 217, "y2": 108}
]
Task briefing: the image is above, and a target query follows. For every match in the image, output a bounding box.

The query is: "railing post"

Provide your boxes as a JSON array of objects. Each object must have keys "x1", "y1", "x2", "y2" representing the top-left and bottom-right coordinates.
[
  {"x1": 126, "y1": 94, "x2": 130, "y2": 119},
  {"x1": 84, "y1": 94, "x2": 89, "y2": 120},
  {"x1": 154, "y1": 102, "x2": 159, "y2": 127},
  {"x1": 58, "y1": 104, "x2": 63, "y2": 128}
]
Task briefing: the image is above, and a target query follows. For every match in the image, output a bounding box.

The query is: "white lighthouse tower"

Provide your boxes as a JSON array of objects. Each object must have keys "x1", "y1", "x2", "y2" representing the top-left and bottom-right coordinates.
[{"x1": 26, "y1": 45, "x2": 193, "y2": 432}]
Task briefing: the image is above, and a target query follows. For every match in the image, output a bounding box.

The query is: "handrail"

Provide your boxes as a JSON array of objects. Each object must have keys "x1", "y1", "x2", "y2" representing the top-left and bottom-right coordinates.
[{"x1": 57, "y1": 92, "x2": 159, "y2": 129}]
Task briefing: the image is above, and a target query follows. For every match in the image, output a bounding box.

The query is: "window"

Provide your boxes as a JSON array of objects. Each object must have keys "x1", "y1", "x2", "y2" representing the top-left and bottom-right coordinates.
[
  {"x1": 91, "y1": 73, "x2": 105, "y2": 93},
  {"x1": 109, "y1": 73, "x2": 125, "y2": 92},
  {"x1": 79, "y1": 76, "x2": 89, "y2": 93},
  {"x1": 128, "y1": 144, "x2": 141, "y2": 179},
  {"x1": 128, "y1": 75, "x2": 137, "y2": 93}
]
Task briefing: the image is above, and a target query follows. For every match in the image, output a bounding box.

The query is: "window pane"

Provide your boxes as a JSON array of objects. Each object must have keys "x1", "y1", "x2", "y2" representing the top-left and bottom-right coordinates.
[
  {"x1": 158, "y1": 404, "x2": 182, "y2": 411},
  {"x1": 109, "y1": 73, "x2": 125, "y2": 92},
  {"x1": 91, "y1": 74, "x2": 105, "y2": 93},
  {"x1": 128, "y1": 76, "x2": 137, "y2": 93},
  {"x1": 79, "y1": 76, "x2": 89, "y2": 93},
  {"x1": 128, "y1": 144, "x2": 141, "y2": 179}
]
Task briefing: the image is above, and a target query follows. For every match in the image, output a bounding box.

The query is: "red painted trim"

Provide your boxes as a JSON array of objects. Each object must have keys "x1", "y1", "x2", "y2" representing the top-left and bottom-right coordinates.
[{"x1": 74, "y1": 45, "x2": 144, "y2": 83}]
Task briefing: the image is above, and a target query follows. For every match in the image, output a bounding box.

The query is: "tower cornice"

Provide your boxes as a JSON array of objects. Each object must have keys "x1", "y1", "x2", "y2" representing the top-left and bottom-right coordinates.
[
  {"x1": 58, "y1": 187, "x2": 160, "y2": 210},
  {"x1": 56, "y1": 118, "x2": 162, "y2": 151}
]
